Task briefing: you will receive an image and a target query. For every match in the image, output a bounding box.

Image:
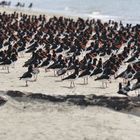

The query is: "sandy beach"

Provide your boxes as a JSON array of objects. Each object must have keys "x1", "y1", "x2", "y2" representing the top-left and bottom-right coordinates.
[
  {"x1": 0, "y1": 7, "x2": 133, "y2": 96},
  {"x1": 0, "y1": 6, "x2": 140, "y2": 140},
  {"x1": 1, "y1": 91, "x2": 140, "y2": 140},
  {"x1": 0, "y1": 52, "x2": 122, "y2": 96}
]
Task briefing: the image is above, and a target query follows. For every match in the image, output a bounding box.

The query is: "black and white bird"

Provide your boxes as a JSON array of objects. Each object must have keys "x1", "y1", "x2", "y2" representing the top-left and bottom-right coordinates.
[
  {"x1": 32, "y1": 64, "x2": 40, "y2": 81},
  {"x1": 115, "y1": 64, "x2": 135, "y2": 83},
  {"x1": 62, "y1": 64, "x2": 79, "y2": 88},
  {"x1": 117, "y1": 81, "x2": 131, "y2": 96},
  {"x1": 19, "y1": 65, "x2": 33, "y2": 86},
  {"x1": 79, "y1": 64, "x2": 94, "y2": 85},
  {"x1": 48, "y1": 55, "x2": 66, "y2": 76},
  {"x1": 57, "y1": 68, "x2": 67, "y2": 80},
  {"x1": 94, "y1": 66, "x2": 112, "y2": 88},
  {"x1": 131, "y1": 77, "x2": 140, "y2": 95},
  {"x1": 39, "y1": 54, "x2": 52, "y2": 72},
  {"x1": 0, "y1": 57, "x2": 12, "y2": 73}
]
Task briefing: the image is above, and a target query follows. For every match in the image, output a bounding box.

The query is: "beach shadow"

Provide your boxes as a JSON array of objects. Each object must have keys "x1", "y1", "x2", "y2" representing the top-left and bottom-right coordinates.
[
  {"x1": 55, "y1": 80, "x2": 62, "y2": 82},
  {"x1": 77, "y1": 83, "x2": 87, "y2": 85},
  {"x1": 0, "y1": 71, "x2": 9, "y2": 74},
  {"x1": 18, "y1": 85, "x2": 28, "y2": 88},
  {"x1": 44, "y1": 75, "x2": 57, "y2": 78},
  {"x1": 94, "y1": 86, "x2": 107, "y2": 89},
  {"x1": 60, "y1": 86, "x2": 75, "y2": 89}
]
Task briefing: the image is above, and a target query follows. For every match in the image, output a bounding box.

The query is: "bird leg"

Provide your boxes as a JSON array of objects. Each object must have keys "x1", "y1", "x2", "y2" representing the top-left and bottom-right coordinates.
[
  {"x1": 67, "y1": 71, "x2": 69, "y2": 75},
  {"x1": 21, "y1": 52, "x2": 24, "y2": 58},
  {"x1": 114, "y1": 73, "x2": 117, "y2": 79},
  {"x1": 54, "y1": 70, "x2": 57, "y2": 77},
  {"x1": 25, "y1": 81, "x2": 28, "y2": 87},
  {"x1": 138, "y1": 89, "x2": 140, "y2": 96},
  {"x1": 105, "y1": 82, "x2": 108, "y2": 88},
  {"x1": 84, "y1": 78, "x2": 85, "y2": 85},
  {"x1": 45, "y1": 68, "x2": 48, "y2": 72},
  {"x1": 73, "y1": 81, "x2": 75, "y2": 87},
  {"x1": 7, "y1": 66, "x2": 10, "y2": 73},
  {"x1": 109, "y1": 78, "x2": 111, "y2": 83},
  {"x1": 2, "y1": 65, "x2": 5, "y2": 70},
  {"x1": 102, "y1": 81, "x2": 104, "y2": 88},
  {"x1": 34, "y1": 74, "x2": 37, "y2": 81},
  {"x1": 86, "y1": 77, "x2": 88, "y2": 84},
  {"x1": 12, "y1": 62, "x2": 15, "y2": 68},
  {"x1": 123, "y1": 78, "x2": 125, "y2": 84},
  {"x1": 61, "y1": 75, "x2": 64, "y2": 80},
  {"x1": 70, "y1": 81, "x2": 72, "y2": 88}
]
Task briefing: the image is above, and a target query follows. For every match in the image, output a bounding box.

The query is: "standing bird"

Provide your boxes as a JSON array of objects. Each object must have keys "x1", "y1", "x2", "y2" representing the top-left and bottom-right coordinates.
[
  {"x1": 19, "y1": 65, "x2": 33, "y2": 87},
  {"x1": 39, "y1": 54, "x2": 52, "y2": 72},
  {"x1": 94, "y1": 65, "x2": 112, "y2": 88},
  {"x1": 79, "y1": 64, "x2": 94, "y2": 85},
  {"x1": 62, "y1": 60, "x2": 79, "y2": 88},
  {"x1": 0, "y1": 57, "x2": 12, "y2": 73},
  {"x1": 131, "y1": 77, "x2": 140, "y2": 95},
  {"x1": 32, "y1": 64, "x2": 40, "y2": 81},
  {"x1": 28, "y1": 3, "x2": 33, "y2": 8},
  {"x1": 117, "y1": 81, "x2": 131, "y2": 96}
]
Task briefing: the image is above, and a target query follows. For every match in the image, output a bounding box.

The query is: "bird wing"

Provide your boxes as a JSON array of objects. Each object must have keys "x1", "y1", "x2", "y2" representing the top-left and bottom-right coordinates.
[{"x1": 20, "y1": 72, "x2": 32, "y2": 79}]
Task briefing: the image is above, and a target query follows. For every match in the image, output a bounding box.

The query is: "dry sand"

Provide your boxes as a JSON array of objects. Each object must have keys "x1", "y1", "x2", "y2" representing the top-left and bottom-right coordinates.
[
  {"x1": 0, "y1": 93, "x2": 140, "y2": 140},
  {"x1": 0, "y1": 49, "x2": 136, "y2": 97}
]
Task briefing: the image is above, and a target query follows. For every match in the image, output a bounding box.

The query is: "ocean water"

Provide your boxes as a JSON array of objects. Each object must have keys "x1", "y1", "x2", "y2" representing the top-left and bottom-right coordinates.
[{"x1": 9, "y1": 0, "x2": 140, "y2": 24}]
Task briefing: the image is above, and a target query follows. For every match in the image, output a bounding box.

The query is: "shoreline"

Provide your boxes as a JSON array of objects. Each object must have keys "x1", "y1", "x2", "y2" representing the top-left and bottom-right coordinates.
[
  {"x1": 0, "y1": 6, "x2": 139, "y2": 25},
  {"x1": 0, "y1": 6, "x2": 82, "y2": 20},
  {"x1": 0, "y1": 6, "x2": 127, "y2": 23}
]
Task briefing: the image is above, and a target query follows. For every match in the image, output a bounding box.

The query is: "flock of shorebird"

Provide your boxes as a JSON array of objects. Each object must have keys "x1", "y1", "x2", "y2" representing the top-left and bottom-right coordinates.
[
  {"x1": 0, "y1": 11, "x2": 140, "y2": 96},
  {"x1": 0, "y1": 1, "x2": 33, "y2": 8}
]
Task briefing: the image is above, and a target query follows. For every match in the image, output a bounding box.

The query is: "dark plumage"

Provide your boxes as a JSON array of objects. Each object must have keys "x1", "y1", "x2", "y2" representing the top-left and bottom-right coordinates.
[
  {"x1": 62, "y1": 66, "x2": 79, "y2": 88},
  {"x1": 117, "y1": 81, "x2": 131, "y2": 96},
  {"x1": 20, "y1": 71, "x2": 32, "y2": 80},
  {"x1": 19, "y1": 65, "x2": 33, "y2": 86},
  {"x1": 0, "y1": 57, "x2": 12, "y2": 73},
  {"x1": 79, "y1": 64, "x2": 94, "y2": 84}
]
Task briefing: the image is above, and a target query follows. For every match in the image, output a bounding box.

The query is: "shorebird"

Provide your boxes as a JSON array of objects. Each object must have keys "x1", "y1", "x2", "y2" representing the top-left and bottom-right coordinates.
[
  {"x1": 32, "y1": 64, "x2": 40, "y2": 81},
  {"x1": 62, "y1": 64, "x2": 79, "y2": 88},
  {"x1": 117, "y1": 81, "x2": 131, "y2": 96},
  {"x1": 124, "y1": 52, "x2": 139, "y2": 63},
  {"x1": 115, "y1": 64, "x2": 135, "y2": 83},
  {"x1": 17, "y1": 45, "x2": 25, "y2": 58},
  {"x1": 11, "y1": 53, "x2": 18, "y2": 68},
  {"x1": 19, "y1": 65, "x2": 33, "y2": 86},
  {"x1": 28, "y1": 3, "x2": 33, "y2": 8},
  {"x1": 39, "y1": 54, "x2": 52, "y2": 72},
  {"x1": 47, "y1": 55, "x2": 65, "y2": 76},
  {"x1": 79, "y1": 64, "x2": 94, "y2": 85},
  {"x1": 131, "y1": 78, "x2": 140, "y2": 95},
  {"x1": 0, "y1": 57, "x2": 12, "y2": 73},
  {"x1": 25, "y1": 41, "x2": 38, "y2": 53},
  {"x1": 90, "y1": 58, "x2": 103, "y2": 77},
  {"x1": 94, "y1": 66, "x2": 112, "y2": 88}
]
